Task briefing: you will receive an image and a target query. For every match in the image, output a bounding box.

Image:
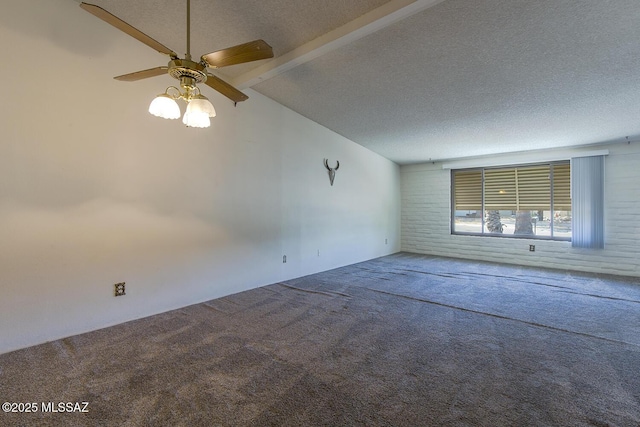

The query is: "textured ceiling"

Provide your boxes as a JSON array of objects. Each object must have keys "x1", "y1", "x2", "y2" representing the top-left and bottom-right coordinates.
[{"x1": 76, "y1": 0, "x2": 640, "y2": 164}]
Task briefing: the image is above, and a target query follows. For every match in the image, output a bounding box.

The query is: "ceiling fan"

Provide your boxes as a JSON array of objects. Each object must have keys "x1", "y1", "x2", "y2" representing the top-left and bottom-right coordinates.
[{"x1": 80, "y1": 0, "x2": 274, "y2": 127}]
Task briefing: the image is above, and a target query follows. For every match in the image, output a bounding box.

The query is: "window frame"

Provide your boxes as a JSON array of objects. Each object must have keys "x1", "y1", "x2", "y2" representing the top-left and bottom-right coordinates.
[{"x1": 450, "y1": 161, "x2": 571, "y2": 241}]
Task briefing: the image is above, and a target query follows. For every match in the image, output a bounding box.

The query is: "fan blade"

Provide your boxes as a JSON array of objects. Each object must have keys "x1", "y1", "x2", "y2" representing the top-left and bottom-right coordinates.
[
  {"x1": 80, "y1": 3, "x2": 178, "y2": 58},
  {"x1": 201, "y1": 40, "x2": 273, "y2": 68},
  {"x1": 114, "y1": 67, "x2": 168, "y2": 81},
  {"x1": 204, "y1": 74, "x2": 249, "y2": 103}
]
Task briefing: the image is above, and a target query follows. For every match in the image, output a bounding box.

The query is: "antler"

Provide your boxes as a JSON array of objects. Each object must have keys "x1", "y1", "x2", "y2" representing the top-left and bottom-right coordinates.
[
  {"x1": 324, "y1": 159, "x2": 339, "y2": 170},
  {"x1": 324, "y1": 159, "x2": 339, "y2": 186}
]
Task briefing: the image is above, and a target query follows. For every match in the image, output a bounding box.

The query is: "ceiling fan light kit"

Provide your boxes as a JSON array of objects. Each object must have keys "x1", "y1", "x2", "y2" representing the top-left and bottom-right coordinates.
[
  {"x1": 148, "y1": 78, "x2": 216, "y2": 127},
  {"x1": 80, "y1": 0, "x2": 274, "y2": 128}
]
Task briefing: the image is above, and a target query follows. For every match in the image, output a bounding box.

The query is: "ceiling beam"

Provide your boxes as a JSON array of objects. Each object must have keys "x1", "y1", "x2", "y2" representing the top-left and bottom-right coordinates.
[{"x1": 231, "y1": 0, "x2": 447, "y2": 89}]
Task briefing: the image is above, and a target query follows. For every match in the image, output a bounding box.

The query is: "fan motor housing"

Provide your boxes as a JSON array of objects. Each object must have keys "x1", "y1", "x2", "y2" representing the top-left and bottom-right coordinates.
[{"x1": 168, "y1": 59, "x2": 208, "y2": 83}]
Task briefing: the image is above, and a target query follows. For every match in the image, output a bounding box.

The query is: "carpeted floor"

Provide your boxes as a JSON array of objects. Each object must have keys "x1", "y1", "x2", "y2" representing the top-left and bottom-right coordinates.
[{"x1": 1, "y1": 252, "x2": 640, "y2": 426}]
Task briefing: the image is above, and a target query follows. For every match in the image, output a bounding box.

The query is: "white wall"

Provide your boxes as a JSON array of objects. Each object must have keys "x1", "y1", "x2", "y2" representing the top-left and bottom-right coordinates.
[
  {"x1": 0, "y1": 0, "x2": 401, "y2": 354},
  {"x1": 401, "y1": 142, "x2": 640, "y2": 277}
]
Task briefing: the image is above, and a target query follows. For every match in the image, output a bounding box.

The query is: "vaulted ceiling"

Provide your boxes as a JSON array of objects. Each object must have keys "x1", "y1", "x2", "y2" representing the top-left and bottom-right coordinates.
[{"x1": 76, "y1": 0, "x2": 640, "y2": 164}]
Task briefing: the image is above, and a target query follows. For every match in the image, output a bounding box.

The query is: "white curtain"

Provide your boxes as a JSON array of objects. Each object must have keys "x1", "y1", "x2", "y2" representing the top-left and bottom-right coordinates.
[{"x1": 571, "y1": 155, "x2": 605, "y2": 248}]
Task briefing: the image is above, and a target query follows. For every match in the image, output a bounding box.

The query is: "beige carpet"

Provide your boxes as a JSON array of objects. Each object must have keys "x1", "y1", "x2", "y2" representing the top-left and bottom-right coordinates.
[{"x1": 1, "y1": 252, "x2": 639, "y2": 426}]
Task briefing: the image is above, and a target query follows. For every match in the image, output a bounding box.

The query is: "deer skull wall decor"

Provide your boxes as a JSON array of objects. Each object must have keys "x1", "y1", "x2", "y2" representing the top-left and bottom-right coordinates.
[{"x1": 324, "y1": 159, "x2": 340, "y2": 186}]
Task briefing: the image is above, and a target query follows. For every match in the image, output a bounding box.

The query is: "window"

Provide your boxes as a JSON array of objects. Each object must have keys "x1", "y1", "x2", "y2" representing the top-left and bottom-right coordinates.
[{"x1": 452, "y1": 162, "x2": 571, "y2": 240}]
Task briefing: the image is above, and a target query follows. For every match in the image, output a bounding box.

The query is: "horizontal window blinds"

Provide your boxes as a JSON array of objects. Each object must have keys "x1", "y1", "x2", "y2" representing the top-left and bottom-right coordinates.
[
  {"x1": 484, "y1": 165, "x2": 551, "y2": 211},
  {"x1": 453, "y1": 161, "x2": 570, "y2": 212},
  {"x1": 453, "y1": 170, "x2": 482, "y2": 210},
  {"x1": 552, "y1": 163, "x2": 571, "y2": 211}
]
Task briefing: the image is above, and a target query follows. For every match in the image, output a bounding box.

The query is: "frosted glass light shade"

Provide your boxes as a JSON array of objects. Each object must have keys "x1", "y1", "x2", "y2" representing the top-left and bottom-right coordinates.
[
  {"x1": 182, "y1": 110, "x2": 210, "y2": 128},
  {"x1": 149, "y1": 94, "x2": 181, "y2": 119},
  {"x1": 182, "y1": 95, "x2": 215, "y2": 128},
  {"x1": 187, "y1": 95, "x2": 216, "y2": 118}
]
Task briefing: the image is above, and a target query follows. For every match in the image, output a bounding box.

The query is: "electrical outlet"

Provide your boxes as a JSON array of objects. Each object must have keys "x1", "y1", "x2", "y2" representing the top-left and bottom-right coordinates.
[
  {"x1": 385, "y1": 238, "x2": 388, "y2": 245},
  {"x1": 114, "y1": 282, "x2": 126, "y2": 297},
  {"x1": 529, "y1": 245, "x2": 535, "y2": 252},
  {"x1": 317, "y1": 250, "x2": 320, "y2": 257},
  {"x1": 283, "y1": 255, "x2": 287, "y2": 263}
]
